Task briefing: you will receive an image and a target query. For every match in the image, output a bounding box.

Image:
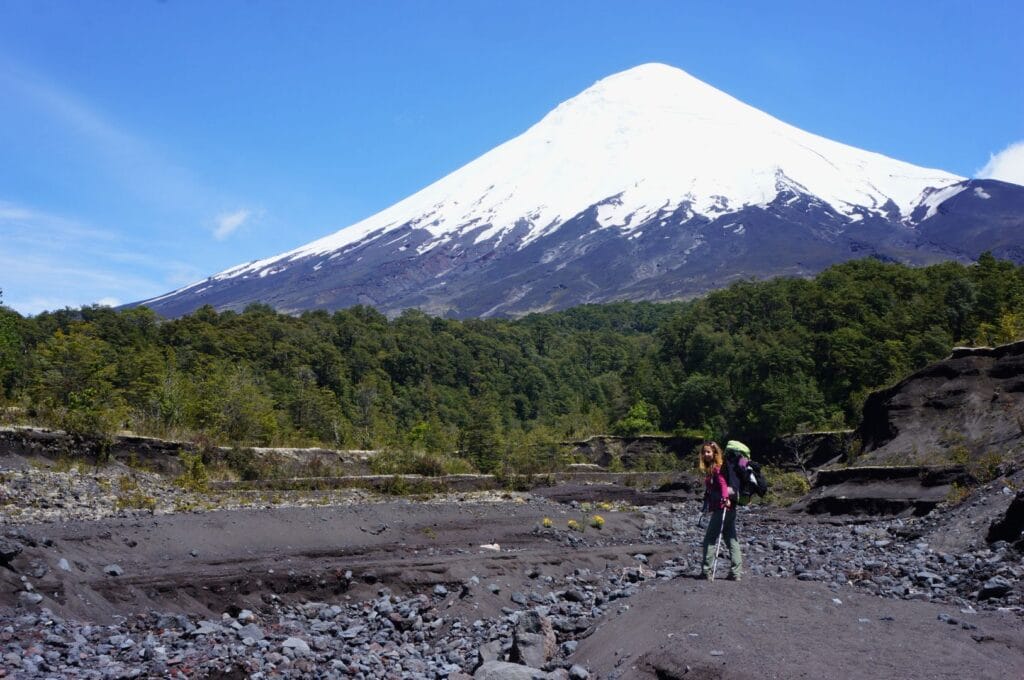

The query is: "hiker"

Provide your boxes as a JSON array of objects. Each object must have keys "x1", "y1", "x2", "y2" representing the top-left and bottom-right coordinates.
[{"x1": 698, "y1": 440, "x2": 742, "y2": 580}]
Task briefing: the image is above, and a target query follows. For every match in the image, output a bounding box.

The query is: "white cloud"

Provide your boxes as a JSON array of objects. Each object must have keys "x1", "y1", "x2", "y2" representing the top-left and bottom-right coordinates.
[
  {"x1": 213, "y1": 208, "x2": 253, "y2": 240},
  {"x1": 0, "y1": 199, "x2": 198, "y2": 315},
  {"x1": 976, "y1": 140, "x2": 1024, "y2": 187}
]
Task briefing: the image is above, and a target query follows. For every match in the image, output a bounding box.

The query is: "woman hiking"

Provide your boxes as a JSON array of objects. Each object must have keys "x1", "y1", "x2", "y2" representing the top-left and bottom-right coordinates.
[{"x1": 698, "y1": 440, "x2": 742, "y2": 581}]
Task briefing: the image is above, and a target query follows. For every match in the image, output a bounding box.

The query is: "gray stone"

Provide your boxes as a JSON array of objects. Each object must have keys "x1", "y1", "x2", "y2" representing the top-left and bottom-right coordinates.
[
  {"x1": 18, "y1": 591, "x2": 43, "y2": 606},
  {"x1": 0, "y1": 538, "x2": 22, "y2": 565},
  {"x1": 568, "y1": 666, "x2": 590, "y2": 680},
  {"x1": 475, "y1": 640, "x2": 504, "y2": 669},
  {"x1": 236, "y1": 623, "x2": 264, "y2": 640},
  {"x1": 340, "y1": 625, "x2": 364, "y2": 639},
  {"x1": 103, "y1": 564, "x2": 124, "y2": 577},
  {"x1": 191, "y1": 620, "x2": 227, "y2": 637},
  {"x1": 474, "y1": 661, "x2": 550, "y2": 679},
  {"x1": 980, "y1": 576, "x2": 1012, "y2": 600},
  {"x1": 511, "y1": 610, "x2": 556, "y2": 669},
  {"x1": 282, "y1": 637, "x2": 310, "y2": 655}
]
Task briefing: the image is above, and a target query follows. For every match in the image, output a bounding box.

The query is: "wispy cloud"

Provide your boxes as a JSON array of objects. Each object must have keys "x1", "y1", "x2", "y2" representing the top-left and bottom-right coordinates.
[
  {"x1": 0, "y1": 199, "x2": 200, "y2": 315},
  {"x1": 977, "y1": 141, "x2": 1024, "y2": 187},
  {"x1": 0, "y1": 57, "x2": 224, "y2": 217},
  {"x1": 214, "y1": 208, "x2": 254, "y2": 240}
]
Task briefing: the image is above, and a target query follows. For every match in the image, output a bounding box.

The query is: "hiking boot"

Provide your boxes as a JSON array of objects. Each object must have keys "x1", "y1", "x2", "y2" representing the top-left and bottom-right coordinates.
[
  {"x1": 697, "y1": 572, "x2": 711, "y2": 580},
  {"x1": 727, "y1": 573, "x2": 741, "y2": 582}
]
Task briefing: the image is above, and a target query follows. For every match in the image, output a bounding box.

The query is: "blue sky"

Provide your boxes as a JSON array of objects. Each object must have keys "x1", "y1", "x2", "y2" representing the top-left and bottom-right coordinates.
[{"x1": 1, "y1": 1, "x2": 1022, "y2": 315}]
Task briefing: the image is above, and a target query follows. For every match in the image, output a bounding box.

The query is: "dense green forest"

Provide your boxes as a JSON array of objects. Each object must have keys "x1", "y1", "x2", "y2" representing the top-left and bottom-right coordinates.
[{"x1": 1, "y1": 255, "x2": 1022, "y2": 472}]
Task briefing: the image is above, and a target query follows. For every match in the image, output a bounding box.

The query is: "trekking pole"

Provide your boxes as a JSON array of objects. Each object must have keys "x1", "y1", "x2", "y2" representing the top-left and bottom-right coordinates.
[{"x1": 710, "y1": 528, "x2": 724, "y2": 581}]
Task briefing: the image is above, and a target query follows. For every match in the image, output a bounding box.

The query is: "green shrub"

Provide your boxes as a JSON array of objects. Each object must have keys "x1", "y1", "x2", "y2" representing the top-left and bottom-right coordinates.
[
  {"x1": 370, "y1": 449, "x2": 476, "y2": 476},
  {"x1": 175, "y1": 451, "x2": 209, "y2": 492},
  {"x1": 116, "y1": 490, "x2": 157, "y2": 512},
  {"x1": 762, "y1": 466, "x2": 811, "y2": 506}
]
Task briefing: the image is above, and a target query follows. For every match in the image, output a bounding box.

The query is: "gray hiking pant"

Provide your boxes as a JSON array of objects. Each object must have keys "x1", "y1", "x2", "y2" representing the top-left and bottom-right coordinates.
[{"x1": 702, "y1": 507, "x2": 742, "y2": 577}]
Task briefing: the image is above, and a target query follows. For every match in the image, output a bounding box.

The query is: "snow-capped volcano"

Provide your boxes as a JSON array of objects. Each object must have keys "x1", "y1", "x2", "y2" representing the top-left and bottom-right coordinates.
[{"x1": 138, "y1": 63, "x2": 1024, "y2": 318}]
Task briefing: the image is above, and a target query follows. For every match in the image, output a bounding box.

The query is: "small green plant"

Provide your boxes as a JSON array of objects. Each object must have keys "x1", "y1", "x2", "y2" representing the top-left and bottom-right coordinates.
[
  {"x1": 175, "y1": 451, "x2": 209, "y2": 492},
  {"x1": 376, "y1": 475, "x2": 437, "y2": 496},
  {"x1": 762, "y1": 466, "x2": 811, "y2": 506},
  {"x1": 116, "y1": 490, "x2": 157, "y2": 512},
  {"x1": 950, "y1": 445, "x2": 970, "y2": 466},
  {"x1": 541, "y1": 517, "x2": 553, "y2": 529},
  {"x1": 173, "y1": 498, "x2": 199, "y2": 513},
  {"x1": 589, "y1": 514, "x2": 605, "y2": 529},
  {"x1": 567, "y1": 518, "x2": 581, "y2": 532},
  {"x1": 52, "y1": 456, "x2": 77, "y2": 473},
  {"x1": 946, "y1": 482, "x2": 971, "y2": 505},
  {"x1": 967, "y1": 451, "x2": 1005, "y2": 484},
  {"x1": 117, "y1": 474, "x2": 138, "y2": 493}
]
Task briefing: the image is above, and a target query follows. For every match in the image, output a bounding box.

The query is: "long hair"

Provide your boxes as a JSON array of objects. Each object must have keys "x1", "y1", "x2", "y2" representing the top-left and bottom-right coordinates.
[{"x1": 698, "y1": 441, "x2": 723, "y2": 473}]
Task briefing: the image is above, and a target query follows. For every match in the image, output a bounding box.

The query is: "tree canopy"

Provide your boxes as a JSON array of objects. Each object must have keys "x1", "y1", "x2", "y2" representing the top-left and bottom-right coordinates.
[{"x1": 2, "y1": 256, "x2": 1022, "y2": 464}]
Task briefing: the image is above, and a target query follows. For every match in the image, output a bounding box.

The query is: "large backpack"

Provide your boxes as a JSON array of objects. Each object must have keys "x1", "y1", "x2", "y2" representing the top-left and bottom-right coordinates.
[{"x1": 724, "y1": 440, "x2": 769, "y2": 505}]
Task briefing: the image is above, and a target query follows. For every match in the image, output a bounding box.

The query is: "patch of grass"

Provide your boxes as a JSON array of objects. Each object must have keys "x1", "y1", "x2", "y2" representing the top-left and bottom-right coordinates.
[
  {"x1": 946, "y1": 482, "x2": 971, "y2": 506},
  {"x1": 52, "y1": 456, "x2": 77, "y2": 473},
  {"x1": 116, "y1": 490, "x2": 157, "y2": 512},
  {"x1": 123, "y1": 452, "x2": 156, "y2": 473},
  {"x1": 173, "y1": 498, "x2": 200, "y2": 513},
  {"x1": 117, "y1": 474, "x2": 138, "y2": 493},
  {"x1": 371, "y1": 449, "x2": 477, "y2": 477},
  {"x1": 967, "y1": 451, "x2": 1006, "y2": 484},
  {"x1": 376, "y1": 475, "x2": 438, "y2": 496},
  {"x1": 761, "y1": 466, "x2": 811, "y2": 506}
]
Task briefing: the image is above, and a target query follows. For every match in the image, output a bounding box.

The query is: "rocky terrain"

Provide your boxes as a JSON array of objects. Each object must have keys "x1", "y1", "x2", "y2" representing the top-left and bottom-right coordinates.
[
  {"x1": 1, "y1": 455, "x2": 1023, "y2": 679},
  {"x1": 2, "y1": 341, "x2": 1024, "y2": 679}
]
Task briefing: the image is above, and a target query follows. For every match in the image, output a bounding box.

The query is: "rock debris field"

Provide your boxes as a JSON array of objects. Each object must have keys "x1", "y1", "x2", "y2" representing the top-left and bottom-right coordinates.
[{"x1": 1, "y1": 460, "x2": 1024, "y2": 679}]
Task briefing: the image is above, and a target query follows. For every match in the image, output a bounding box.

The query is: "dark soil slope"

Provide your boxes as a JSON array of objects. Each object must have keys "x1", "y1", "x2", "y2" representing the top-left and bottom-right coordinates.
[
  {"x1": 860, "y1": 339, "x2": 1024, "y2": 464},
  {"x1": 571, "y1": 576, "x2": 1024, "y2": 680}
]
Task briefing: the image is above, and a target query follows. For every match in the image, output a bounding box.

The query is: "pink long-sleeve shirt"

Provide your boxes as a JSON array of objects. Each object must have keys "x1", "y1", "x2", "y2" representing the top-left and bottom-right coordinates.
[{"x1": 704, "y1": 464, "x2": 730, "y2": 510}]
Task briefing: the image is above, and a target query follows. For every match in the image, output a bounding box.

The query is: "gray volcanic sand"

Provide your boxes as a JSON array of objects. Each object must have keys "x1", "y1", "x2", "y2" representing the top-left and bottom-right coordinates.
[
  {"x1": 3, "y1": 485, "x2": 1024, "y2": 678},
  {"x1": 0, "y1": 496, "x2": 660, "y2": 622},
  {"x1": 572, "y1": 576, "x2": 1024, "y2": 680}
]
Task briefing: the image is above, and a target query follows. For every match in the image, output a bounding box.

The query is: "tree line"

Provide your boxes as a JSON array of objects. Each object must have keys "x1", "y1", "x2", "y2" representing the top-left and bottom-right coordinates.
[{"x1": 0, "y1": 255, "x2": 1021, "y2": 472}]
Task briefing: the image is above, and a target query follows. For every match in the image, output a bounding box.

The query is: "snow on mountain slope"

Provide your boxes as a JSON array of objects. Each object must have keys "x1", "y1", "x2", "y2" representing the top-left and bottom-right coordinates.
[
  {"x1": 207, "y1": 63, "x2": 962, "y2": 281},
  {"x1": 137, "y1": 63, "x2": 1024, "y2": 319}
]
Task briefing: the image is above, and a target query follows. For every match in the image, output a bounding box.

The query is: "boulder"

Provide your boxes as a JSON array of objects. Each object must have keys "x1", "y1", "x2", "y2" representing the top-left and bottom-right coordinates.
[
  {"x1": 987, "y1": 490, "x2": 1024, "y2": 545},
  {"x1": 510, "y1": 609, "x2": 556, "y2": 669}
]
